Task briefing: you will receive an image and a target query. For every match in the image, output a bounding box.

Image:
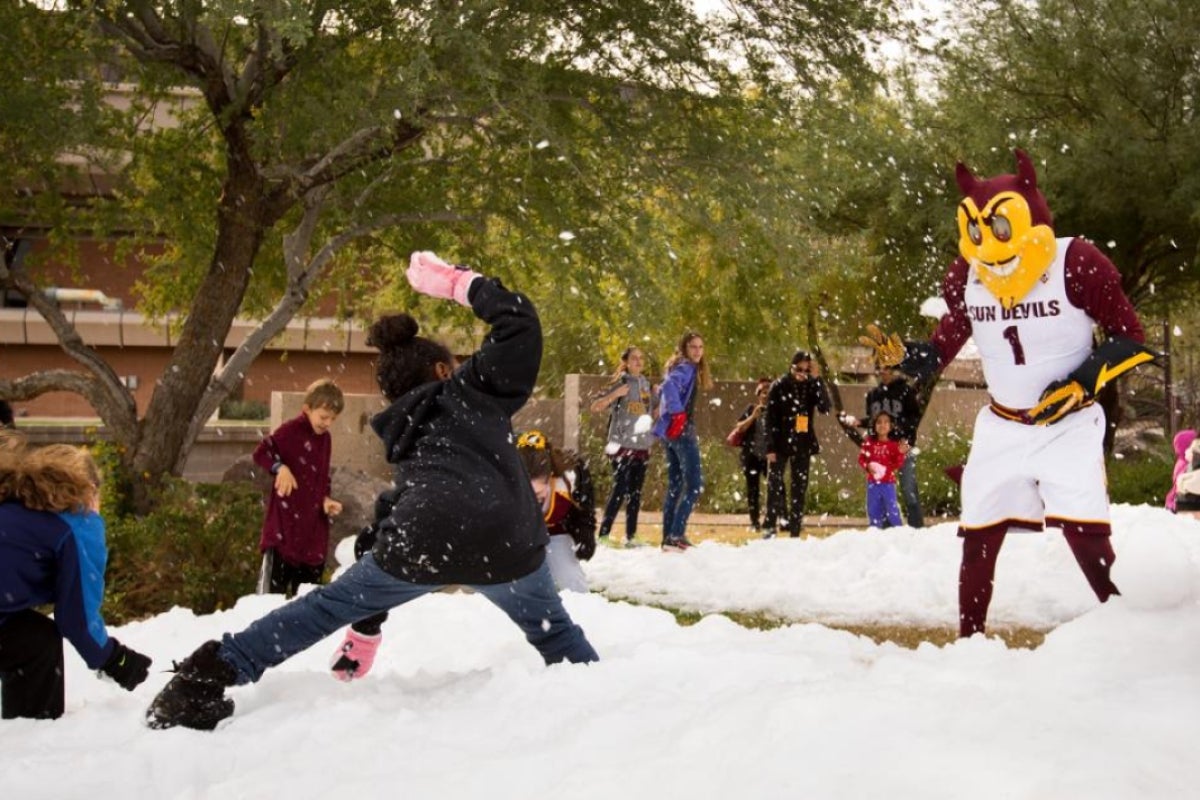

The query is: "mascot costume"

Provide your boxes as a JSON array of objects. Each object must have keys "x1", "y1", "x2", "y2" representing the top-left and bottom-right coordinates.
[{"x1": 861, "y1": 149, "x2": 1157, "y2": 637}]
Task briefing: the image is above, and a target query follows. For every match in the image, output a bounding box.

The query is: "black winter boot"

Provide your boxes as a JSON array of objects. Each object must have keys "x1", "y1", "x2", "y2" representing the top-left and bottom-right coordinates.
[{"x1": 145, "y1": 640, "x2": 238, "y2": 731}]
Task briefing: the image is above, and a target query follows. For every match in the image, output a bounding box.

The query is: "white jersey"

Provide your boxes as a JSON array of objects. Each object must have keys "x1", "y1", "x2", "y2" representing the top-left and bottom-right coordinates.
[{"x1": 963, "y1": 237, "x2": 1095, "y2": 409}]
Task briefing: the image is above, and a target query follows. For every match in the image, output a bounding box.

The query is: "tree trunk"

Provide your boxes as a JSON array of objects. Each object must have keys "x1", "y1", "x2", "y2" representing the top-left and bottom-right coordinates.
[{"x1": 126, "y1": 177, "x2": 269, "y2": 513}]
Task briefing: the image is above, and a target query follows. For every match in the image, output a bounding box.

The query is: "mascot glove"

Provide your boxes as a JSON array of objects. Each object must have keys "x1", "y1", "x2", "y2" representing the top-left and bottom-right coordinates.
[
  {"x1": 330, "y1": 629, "x2": 382, "y2": 682},
  {"x1": 1029, "y1": 337, "x2": 1158, "y2": 425},
  {"x1": 1028, "y1": 378, "x2": 1087, "y2": 425},
  {"x1": 868, "y1": 461, "x2": 887, "y2": 481},
  {"x1": 665, "y1": 413, "x2": 688, "y2": 440},
  {"x1": 407, "y1": 250, "x2": 481, "y2": 306},
  {"x1": 858, "y1": 324, "x2": 907, "y2": 368}
]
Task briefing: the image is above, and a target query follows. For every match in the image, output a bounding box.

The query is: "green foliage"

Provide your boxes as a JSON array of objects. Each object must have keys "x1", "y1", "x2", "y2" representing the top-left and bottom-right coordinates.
[
  {"x1": 1107, "y1": 448, "x2": 1173, "y2": 507},
  {"x1": 910, "y1": 425, "x2": 972, "y2": 518},
  {"x1": 219, "y1": 398, "x2": 270, "y2": 420},
  {"x1": 103, "y1": 479, "x2": 263, "y2": 623},
  {"x1": 89, "y1": 438, "x2": 136, "y2": 521},
  {"x1": 930, "y1": 0, "x2": 1200, "y2": 312}
]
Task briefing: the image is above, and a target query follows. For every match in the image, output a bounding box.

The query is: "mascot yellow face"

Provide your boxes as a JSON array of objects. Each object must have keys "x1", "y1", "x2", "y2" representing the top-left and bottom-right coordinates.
[{"x1": 955, "y1": 149, "x2": 1057, "y2": 309}]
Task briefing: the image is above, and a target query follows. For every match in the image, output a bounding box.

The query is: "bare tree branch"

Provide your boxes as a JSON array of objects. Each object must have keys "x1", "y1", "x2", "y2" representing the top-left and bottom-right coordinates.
[{"x1": 0, "y1": 240, "x2": 138, "y2": 440}]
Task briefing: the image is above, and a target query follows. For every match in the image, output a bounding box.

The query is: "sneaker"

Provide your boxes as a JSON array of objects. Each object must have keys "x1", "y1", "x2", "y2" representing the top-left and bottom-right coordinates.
[
  {"x1": 762, "y1": 528, "x2": 777, "y2": 539},
  {"x1": 146, "y1": 640, "x2": 238, "y2": 731},
  {"x1": 661, "y1": 537, "x2": 694, "y2": 552},
  {"x1": 624, "y1": 538, "x2": 647, "y2": 548}
]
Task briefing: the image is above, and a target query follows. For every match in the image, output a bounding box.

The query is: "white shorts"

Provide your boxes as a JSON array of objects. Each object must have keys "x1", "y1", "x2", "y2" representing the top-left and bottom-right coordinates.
[
  {"x1": 960, "y1": 403, "x2": 1110, "y2": 531},
  {"x1": 545, "y1": 534, "x2": 588, "y2": 593}
]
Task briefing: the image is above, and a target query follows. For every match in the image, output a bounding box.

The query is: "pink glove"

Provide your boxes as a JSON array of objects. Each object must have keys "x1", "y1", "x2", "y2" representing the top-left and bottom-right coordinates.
[
  {"x1": 868, "y1": 461, "x2": 886, "y2": 481},
  {"x1": 330, "y1": 628, "x2": 382, "y2": 682},
  {"x1": 406, "y1": 250, "x2": 481, "y2": 306}
]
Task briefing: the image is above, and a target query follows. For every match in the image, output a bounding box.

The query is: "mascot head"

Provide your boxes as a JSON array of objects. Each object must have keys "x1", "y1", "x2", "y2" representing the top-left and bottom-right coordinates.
[{"x1": 955, "y1": 149, "x2": 1056, "y2": 309}]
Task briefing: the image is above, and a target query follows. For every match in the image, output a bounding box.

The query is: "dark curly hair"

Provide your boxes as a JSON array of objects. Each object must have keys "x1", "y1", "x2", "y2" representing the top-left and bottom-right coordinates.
[{"x1": 367, "y1": 313, "x2": 455, "y2": 401}]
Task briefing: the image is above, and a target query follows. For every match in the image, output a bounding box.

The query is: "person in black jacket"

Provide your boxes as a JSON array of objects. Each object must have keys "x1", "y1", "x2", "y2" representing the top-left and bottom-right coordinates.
[
  {"x1": 147, "y1": 252, "x2": 599, "y2": 731},
  {"x1": 764, "y1": 350, "x2": 831, "y2": 538},
  {"x1": 729, "y1": 377, "x2": 771, "y2": 531}
]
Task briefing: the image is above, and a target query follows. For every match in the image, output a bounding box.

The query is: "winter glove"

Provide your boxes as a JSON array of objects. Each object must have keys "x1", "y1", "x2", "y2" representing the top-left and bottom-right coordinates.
[
  {"x1": 1028, "y1": 336, "x2": 1157, "y2": 425},
  {"x1": 99, "y1": 639, "x2": 152, "y2": 691},
  {"x1": 665, "y1": 412, "x2": 687, "y2": 440},
  {"x1": 868, "y1": 461, "x2": 886, "y2": 481},
  {"x1": 406, "y1": 250, "x2": 481, "y2": 307},
  {"x1": 330, "y1": 628, "x2": 382, "y2": 682}
]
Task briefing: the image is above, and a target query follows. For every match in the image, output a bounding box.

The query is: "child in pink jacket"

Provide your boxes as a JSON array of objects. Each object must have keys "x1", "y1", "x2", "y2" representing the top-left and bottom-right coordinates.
[{"x1": 1168, "y1": 429, "x2": 1199, "y2": 515}]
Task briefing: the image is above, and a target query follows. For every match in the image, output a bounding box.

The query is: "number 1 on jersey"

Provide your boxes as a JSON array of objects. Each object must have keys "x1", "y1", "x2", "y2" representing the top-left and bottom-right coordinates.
[{"x1": 1002, "y1": 325, "x2": 1026, "y2": 365}]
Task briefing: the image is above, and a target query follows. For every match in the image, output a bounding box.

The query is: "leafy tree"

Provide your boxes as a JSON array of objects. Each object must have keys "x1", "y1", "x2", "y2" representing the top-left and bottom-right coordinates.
[
  {"x1": 931, "y1": 0, "x2": 1200, "y2": 311},
  {"x1": 0, "y1": 0, "x2": 896, "y2": 512}
]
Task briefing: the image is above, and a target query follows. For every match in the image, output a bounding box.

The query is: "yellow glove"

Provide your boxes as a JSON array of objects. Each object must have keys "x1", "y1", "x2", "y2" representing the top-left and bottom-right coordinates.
[
  {"x1": 1027, "y1": 379, "x2": 1087, "y2": 425},
  {"x1": 858, "y1": 324, "x2": 906, "y2": 368},
  {"x1": 1028, "y1": 337, "x2": 1158, "y2": 425}
]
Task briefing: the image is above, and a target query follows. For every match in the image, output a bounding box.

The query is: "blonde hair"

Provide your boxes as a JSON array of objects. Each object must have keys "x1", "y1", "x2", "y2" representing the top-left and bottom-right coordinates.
[{"x1": 0, "y1": 432, "x2": 100, "y2": 513}]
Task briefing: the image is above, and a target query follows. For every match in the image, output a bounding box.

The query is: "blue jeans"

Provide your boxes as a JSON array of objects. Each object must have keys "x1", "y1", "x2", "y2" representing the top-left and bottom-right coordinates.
[
  {"x1": 661, "y1": 432, "x2": 703, "y2": 540},
  {"x1": 866, "y1": 481, "x2": 902, "y2": 528},
  {"x1": 599, "y1": 454, "x2": 648, "y2": 540},
  {"x1": 219, "y1": 555, "x2": 598, "y2": 684},
  {"x1": 897, "y1": 451, "x2": 924, "y2": 528}
]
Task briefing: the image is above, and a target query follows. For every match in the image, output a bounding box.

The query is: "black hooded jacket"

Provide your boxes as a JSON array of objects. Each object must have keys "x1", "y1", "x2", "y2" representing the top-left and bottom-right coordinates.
[{"x1": 367, "y1": 277, "x2": 548, "y2": 585}]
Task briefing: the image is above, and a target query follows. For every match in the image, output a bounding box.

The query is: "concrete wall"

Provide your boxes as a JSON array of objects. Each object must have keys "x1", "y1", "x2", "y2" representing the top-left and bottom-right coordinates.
[{"x1": 15, "y1": 377, "x2": 989, "y2": 489}]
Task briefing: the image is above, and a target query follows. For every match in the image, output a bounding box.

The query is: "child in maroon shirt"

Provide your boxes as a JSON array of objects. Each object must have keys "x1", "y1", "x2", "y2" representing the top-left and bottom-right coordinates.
[
  {"x1": 857, "y1": 411, "x2": 909, "y2": 529},
  {"x1": 252, "y1": 379, "x2": 345, "y2": 596}
]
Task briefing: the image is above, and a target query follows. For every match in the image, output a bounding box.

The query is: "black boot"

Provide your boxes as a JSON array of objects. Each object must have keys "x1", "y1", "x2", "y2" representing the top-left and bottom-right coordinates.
[{"x1": 146, "y1": 640, "x2": 238, "y2": 731}]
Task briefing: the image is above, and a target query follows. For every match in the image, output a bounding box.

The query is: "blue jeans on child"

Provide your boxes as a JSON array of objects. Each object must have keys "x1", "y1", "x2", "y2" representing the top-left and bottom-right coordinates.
[
  {"x1": 662, "y1": 432, "x2": 703, "y2": 540},
  {"x1": 219, "y1": 555, "x2": 598, "y2": 684}
]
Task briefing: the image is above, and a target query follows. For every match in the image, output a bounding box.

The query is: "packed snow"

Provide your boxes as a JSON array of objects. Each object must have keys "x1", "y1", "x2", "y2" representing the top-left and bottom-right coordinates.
[{"x1": 5, "y1": 504, "x2": 1199, "y2": 799}]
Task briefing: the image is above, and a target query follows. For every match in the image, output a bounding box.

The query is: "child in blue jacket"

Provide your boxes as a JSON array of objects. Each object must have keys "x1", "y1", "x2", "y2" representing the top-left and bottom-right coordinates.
[{"x1": 0, "y1": 434, "x2": 151, "y2": 719}]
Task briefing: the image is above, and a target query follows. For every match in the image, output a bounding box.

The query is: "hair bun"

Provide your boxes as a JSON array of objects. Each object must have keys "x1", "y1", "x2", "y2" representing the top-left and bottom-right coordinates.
[{"x1": 367, "y1": 313, "x2": 419, "y2": 349}]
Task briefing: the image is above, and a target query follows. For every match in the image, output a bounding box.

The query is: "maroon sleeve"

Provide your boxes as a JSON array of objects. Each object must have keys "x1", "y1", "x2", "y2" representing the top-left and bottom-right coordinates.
[
  {"x1": 929, "y1": 257, "x2": 974, "y2": 368},
  {"x1": 252, "y1": 415, "x2": 301, "y2": 472},
  {"x1": 251, "y1": 432, "x2": 278, "y2": 472},
  {"x1": 322, "y1": 434, "x2": 333, "y2": 499},
  {"x1": 1063, "y1": 238, "x2": 1144, "y2": 343}
]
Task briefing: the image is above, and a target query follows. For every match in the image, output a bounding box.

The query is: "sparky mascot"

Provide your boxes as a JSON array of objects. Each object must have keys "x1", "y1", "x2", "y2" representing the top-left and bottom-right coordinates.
[{"x1": 861, "y1": 149, "x2": 1156, "y2": 637}]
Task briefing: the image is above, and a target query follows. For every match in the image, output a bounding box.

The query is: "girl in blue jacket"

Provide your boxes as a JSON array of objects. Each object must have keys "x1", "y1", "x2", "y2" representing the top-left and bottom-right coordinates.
[{"x1": 652, "y1": 331, "x2": 712, "y2": 551}]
